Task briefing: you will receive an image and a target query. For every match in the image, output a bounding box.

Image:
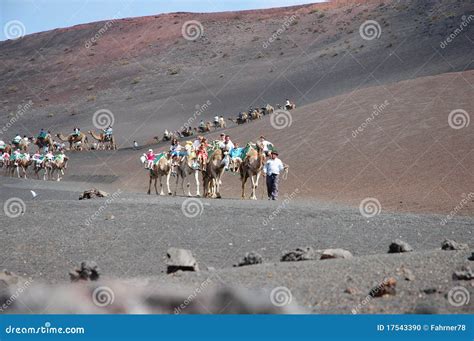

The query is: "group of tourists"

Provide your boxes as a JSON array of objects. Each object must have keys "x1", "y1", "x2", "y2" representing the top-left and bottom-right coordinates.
[{"x1": 143, "y1": 132, "x2": 286, "y2": 200}]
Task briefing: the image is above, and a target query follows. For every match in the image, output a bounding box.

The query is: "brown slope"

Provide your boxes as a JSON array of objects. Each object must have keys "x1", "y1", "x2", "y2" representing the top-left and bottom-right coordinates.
[
  {"x1": 0, "y1": 0, "x2": 472, "y2": 144},
  {"x1": 62, "y1": 70, "x2": 474, "y2": 216}
]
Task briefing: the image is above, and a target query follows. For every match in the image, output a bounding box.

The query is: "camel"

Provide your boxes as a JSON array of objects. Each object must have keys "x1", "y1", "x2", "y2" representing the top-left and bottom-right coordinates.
[
  {"x1": 181, "y1": 127, "x2": 194, "y2": 137},
  {"x1": 239, "y1": 142, "x2": 265, "y2": 200},
  {"x1": 88, "y1": 130, "x2": 117, "y2": 150},
  {"x1": 33, "y1": 158, "x2": 51, "y2": 180},
  {"x1": 33, "y1": 135, "x2": 54, "y2": 152},
  {"x1": 250, "y1": 109, "x2": 262, "y2": 120},
  {"x1": 56, "y1": 132, "x2": 89, "y2": 151},
  {"x1": 262, "y1": 104, "x2": 274, "y2": 115},
  {"x1": 173, "y1": 155, "x2": 201, "y2": 197},
  {"x1": 228, "y1": 112, "x2": 248, "y2": 125},
  {"x1": 49, "y1": 156, "x2": 69, "y2": 181},
  {"x1": 146, "y1": 154, "x2": 172, "y2": 195},
  {"x1": 9, "y1": 157, "x2": 32, "y2": 178},
  {"x1": 285, "y1": 102, "x2": 296, "y2": 110},
  {"x1": 197, "y1": 122, "x2": 212, "y2": 133},
  {"x1": 202, "y1": 149, "x2": 228, "y2": 198},
  {"x1": 217, "y1": 117, "x2": 226, "y2": 129},
  {"x1": 11, "y1": 138, "x2": 30, "y2": 152}
]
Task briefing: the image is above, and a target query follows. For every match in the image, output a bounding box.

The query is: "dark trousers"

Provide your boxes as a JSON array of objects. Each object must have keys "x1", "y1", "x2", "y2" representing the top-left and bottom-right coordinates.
[{"x1": 266, "y1": 173, "x2": 279, "y2": 200}]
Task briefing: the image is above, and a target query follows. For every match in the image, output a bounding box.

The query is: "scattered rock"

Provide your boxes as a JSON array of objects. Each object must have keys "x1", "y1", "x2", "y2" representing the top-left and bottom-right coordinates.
[
  {"x1": 453, "y1": 266, "x2": 474, "y2": 280},
  {"x1": 105, "y1": 213, "x2": 115, "y2": 220},
  {"x1": 441, "y1": 239, "x2": 469, "y2": 251},
  {"x1": 320, "y1": 248, "x2": 353, "y2": 260},
  {"x1": 369, "y1": 277, "x2": 397, "y2": 298},
  {"x1": 468, "y1": 252, "x2": 474, "y2": 261},
  {"x1": 281, "y1": 247, "x2": 319, "y2": 262},
  {"x1": 166, "y1": 248, "x2": 199, "y2": 274},
  {"x1": 344, "y1": 287, "x2": 359, "y2": 295},
  {"x1": 79, "y1": 188, "x2": 109, "y2": 200},
  {"x1": 388, "y1": 239, "x2": 413, "y2": 253},
  {"x1": 396, "y1": 265, "x2": 415, "y2": 281},
  {"x1": 235, "y1": 252, "x2": 263, "y2": 267},
  {"x1": 69, "y1": 261, "x2": 100, "y2": 282},
  {"x1": 422, "y1": 288, "x2": 437, "y2": 294}
]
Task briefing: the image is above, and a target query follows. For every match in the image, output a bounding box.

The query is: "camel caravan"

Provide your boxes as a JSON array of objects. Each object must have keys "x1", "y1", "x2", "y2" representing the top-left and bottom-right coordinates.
[
  {"x1": 158, "y1": 100, "x2": 295, "y2": 142},
  {"x1": 140, "y1": 134, "x2": 288, "y2": 200}
]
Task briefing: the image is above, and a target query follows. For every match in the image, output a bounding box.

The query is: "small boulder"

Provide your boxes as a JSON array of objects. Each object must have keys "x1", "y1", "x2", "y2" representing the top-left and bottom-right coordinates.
[
  {"x1": 388, "y1": 239, "x2": 413, "y2": 253},
  {"x1": 320, "y1": 248, "x2": 353, "y2": 260},
  {"x1": 166, "y1": 248, "x2": 199, "y2": 274},
  {"x1": 396, "y1": 265, "x2": 415, "y2": 281},
  {"x1": 468, "y1": 252, "x2": 474, "y2": 261},
  {"x1": 441, "y1": 239, "x2": 469, "y2": 251},
  {"x1": 369, "y1": 277, "x2": 397, "y2": 297},
  {"x1": 281, "y1": 247, "x2": 319, "y2": 262},
  {"x1": 79, "y1": 188, "x2": 109, "y2": 200},
  {"x1": 235, "y1": 252, "x2": 263, "y2": 267},
  {"x1": 453, "y1": 266, "x2": 474, "y2": 280},
  {"x1": 69, "y1": 261, "x2": 100, "y2": 282}
]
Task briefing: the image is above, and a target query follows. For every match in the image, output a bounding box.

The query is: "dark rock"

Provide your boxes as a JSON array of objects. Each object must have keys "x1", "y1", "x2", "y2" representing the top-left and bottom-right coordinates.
[
  {"x1": 235, "y1": 252, "x2": 263, "y2": 267},
  {"x1": 281, "y1": 247, "x2": 319, "y2": 262},
  {"x1": 441, "y1": 239, "x2": 469, "y2": 251},
  {"x1": 422, "y1": 288, "x2": 437, "y2": 294},
  {"x1": 369, "y1": 277, "x2": 397, "y2": 298},
  {"x1": 79, "y1": 188, "x2": 109, "y2": 200},
  {"x1": 69, "y1": 261, "x2": 100, "y2": 282},
  {"x1": 388, "y1": 239, "x2": 413, "y2": 253},
  {"x1": 453, "y1": 266, "x2": 473, "y2": 280},
  {"x1": 320, "y1": 248, "x2": 353, "y2": 260},
  {"x1": 166, "y1": 248, "x2": 199, "y2": 274},
  {"x1": 468, "y1": 252, "x2": 474, "y2": 261}
]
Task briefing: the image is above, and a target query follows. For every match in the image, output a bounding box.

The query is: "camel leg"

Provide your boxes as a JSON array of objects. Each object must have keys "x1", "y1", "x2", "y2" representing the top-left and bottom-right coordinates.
[
  {"x1": 251, "y1": 173, "x2": 260, "y2": 200},
  {"x1": 154, "y1": 177, "x2": 158, "y2": 195},
  {"x1": 147, "y1": 176, "x2": 152, "y2": 195},
  {"x1": 166, "y1": 172, "x2": 171, "y2": 195},
  {"x1": 159, "y1": 174, "x2": 164, "y2": 196},
  {"x1": 194, "y1": 171, "x2": 200, "y2": 197},
  {"x1": 241, "y1": 176, "x2": 247, "y2": 199}
]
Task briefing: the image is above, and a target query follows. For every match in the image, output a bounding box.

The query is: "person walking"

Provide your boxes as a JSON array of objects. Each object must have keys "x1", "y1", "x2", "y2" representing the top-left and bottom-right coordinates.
[{"x1": 263, "y1": 150, "x2": 284, "y2": 200}]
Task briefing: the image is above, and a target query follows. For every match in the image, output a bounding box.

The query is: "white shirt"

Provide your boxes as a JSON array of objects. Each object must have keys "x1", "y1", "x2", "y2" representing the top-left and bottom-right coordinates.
[
  {"x1": 219, "y1": 140, "x2": 234, "y2": 151},
  {"x1": 264, "y1": 158, "x2": 284, "y2": 175}
]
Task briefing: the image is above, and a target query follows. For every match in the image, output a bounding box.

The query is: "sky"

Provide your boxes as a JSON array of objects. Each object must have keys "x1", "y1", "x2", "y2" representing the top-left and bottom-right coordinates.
[{"x1": 0, "y1": 0, "x2": 323, "y2": 41}]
